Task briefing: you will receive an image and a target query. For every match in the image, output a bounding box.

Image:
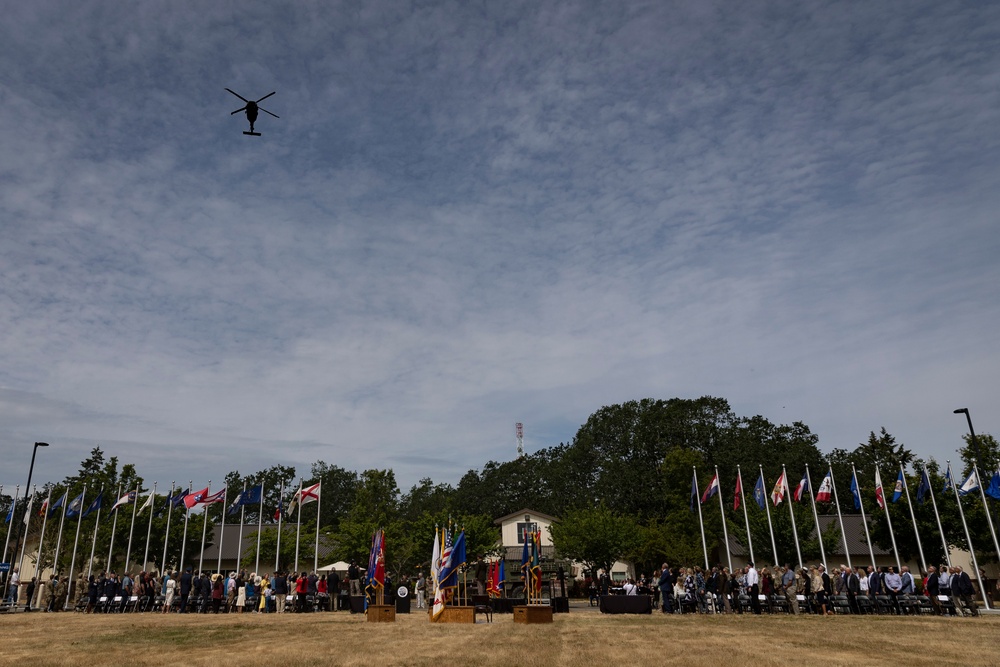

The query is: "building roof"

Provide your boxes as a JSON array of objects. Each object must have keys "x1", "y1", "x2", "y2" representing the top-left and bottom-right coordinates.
[{"x1": 494, "y1": 508, "x2": 559, "y2": 526}]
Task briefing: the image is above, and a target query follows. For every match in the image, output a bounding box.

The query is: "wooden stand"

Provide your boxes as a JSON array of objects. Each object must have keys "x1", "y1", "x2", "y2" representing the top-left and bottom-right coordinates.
[
  {"x1": 429, "y1": 606, "x2": 475, "y2": 623},
  {"x1": 367, "y1": 604, "x2": 396, "y2": 623},
  {"x1": 514, "y1": 604, "x2": 554, "y2": 624}
]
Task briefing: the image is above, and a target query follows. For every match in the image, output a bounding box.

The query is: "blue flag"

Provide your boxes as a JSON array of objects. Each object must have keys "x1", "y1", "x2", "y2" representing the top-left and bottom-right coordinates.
[
  {"x1": 943, "y1": 466, "x2": 952, "y2": 494},
  {"x1": 753, "y1": 472, "x2": 767, "y2": 510},
  {"x1": 65, "y1": 491, "x2": 86, "y2": 518},
  {"x1": 4, "y1": 503, "x2": 12, "y2": 524},
  {"x1": 986, "y1": 471, "x2": 1000, "y2": 501},
  {"x1": 892, "y1": 470, "x2": 904, "y2": 503},
  {"x1": 228, "y1": 484, "x2": 263, "y2": 516},
  {"x1": 916, "y1": 469, "x2": 930, "y2": 505},
  {"x1": 48, "y1": 492, "x2": 66, "y2": 518},
  {"x1": 82, "y1": 492, "x2": 103, "y2": 518},
  {"x1": 440, "y1": 530, "x2": 466, "y2": 589},
  {"x1": 850, "y1": 473, "x2": 861, "y2": 510}
]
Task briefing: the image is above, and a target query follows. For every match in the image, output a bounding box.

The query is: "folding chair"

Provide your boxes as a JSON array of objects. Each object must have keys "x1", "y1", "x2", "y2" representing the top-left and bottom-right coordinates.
[
  {"x1": 771, "y1": 594, "x2": 789, "y2": 614},
  {"x1": 855, "y1": 594, "x2": 874, "y2": 614},
  {"x1": 831, "y1": 595, "x2": 851, "y2": 615}
]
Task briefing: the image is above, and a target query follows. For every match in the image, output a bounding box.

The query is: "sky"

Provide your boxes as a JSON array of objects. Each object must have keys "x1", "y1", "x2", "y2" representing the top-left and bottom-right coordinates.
[{"x1": 1, "y1": 1, "x2": 999, "y2": 494}]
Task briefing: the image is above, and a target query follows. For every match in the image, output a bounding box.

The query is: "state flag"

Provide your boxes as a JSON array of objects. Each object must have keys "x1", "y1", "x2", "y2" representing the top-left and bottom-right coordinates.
[
  {"x1": 794, "y1": 472, "x2": 808, "y2": 502},
  {"x1": 701, "y1": 473, "x2": 719, "y2": 504},
  {"x1": 815, "y1": 472, "x2": 833, "y2": 503}
]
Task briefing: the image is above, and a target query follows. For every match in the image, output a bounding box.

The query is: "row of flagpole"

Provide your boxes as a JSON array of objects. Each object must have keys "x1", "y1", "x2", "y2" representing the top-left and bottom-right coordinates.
[
  {"x1": 693, "y1": 460, "x2": 1000, "y2": 610},
  {"x1": 1, "y1": 478, "x2": 326, "y2": 609}
]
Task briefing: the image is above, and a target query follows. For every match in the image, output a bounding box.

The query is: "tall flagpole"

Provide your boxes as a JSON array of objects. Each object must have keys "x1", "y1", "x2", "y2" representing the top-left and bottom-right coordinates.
[
  {"x1": 924, "y1": 466, "x2": 951, "y2": 568},
  {"x1": 314, "y1": 482, "x2": 322, "y2": 573},
  {"x1": 804, "y1": 464, "x2": 826, "y2": 570},
  {"x1": 180, "y1": 480, "x2": 192, "y2": 571},
  {"x1": 35, "y1": 487, "x2": 53, "y2": 582},
  {"x1": 714, "y1": 466, "x2": 732, "y2": 572},
  {"x1": 198, "y1": 480, "x2": 211, "y2": 574},
  {"x1": 899, "y1": 464, "x2": 927, "y2": 574},
  {"x1": 875, "y1": 466, "x2": 901, "y2": 571},
  {"x1": 948, "y1": 461, "x2": 990, "y2": 609},
  {"x1": 737, "y1": 466, "x2": 755, "y2": 564},
  {"x1": 124, "y1": 483, "x2": 140, "y2": 573},
  {"x1": 827, "y1": 463, "x2": 851, "y2": 570},
  {"x1": 851, "y1": 464, "x2": 876, "y2": 567},
  {"x1": 973, "y1": 467, "x2": 1000, "y2": 567},
  {"x1": 18, "y1": 486, "x2": 36, "y2": 576},
  {"x1": 106, "y1": 482, "x2": 122, "y2": 570},
  {"x1": 236, "y1": 481, "x2": 247, "y2": 572},
  {"x1": 294, "y1": 479, "x2": 303, "y2": 574},
  {"x1": 142, "y1": 482, "x2": 156, "y2": 572},
  {"x1": 256, "y1": 483, "x2": 264, "y2": 575},
  {"x1": 693, "y1": 468, "x2": 709, "y2": 570},
  {"x1": 217, "y1": 485, "x2": 228, "y2": 575},
  {"x1": 783, "y1": 465, "x2": 802, "y2": 570},
  {"x1": 63, "y1": 485, "x2": 86, "y2": 611},
  {"x1": 161, "y1": 481, "x2": 175, "y2": 573},
  {"x1": 86, "y1": 495, "x2": 103, "y2": 579},
  {"x1": 275, "y1": 480, "x2": 284, "y2": 572},
  {"x1": 1, "y1": 485, "x2": 19, "y2": 566},
  {"x1": 51, "y1": 491, "x2": 68, "y2": 582},
  {"x1": 760, "y1": 466, "x2": 779, "y2": 567}
]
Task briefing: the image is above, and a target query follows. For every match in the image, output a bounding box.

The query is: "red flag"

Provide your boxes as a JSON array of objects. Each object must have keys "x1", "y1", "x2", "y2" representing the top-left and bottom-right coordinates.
[
  {"x1": 734, "y1": 474, "x2": 743, "y2": 511},
  {"x1": 183, "y1": 487, "x2": 209, "y2": 509}
]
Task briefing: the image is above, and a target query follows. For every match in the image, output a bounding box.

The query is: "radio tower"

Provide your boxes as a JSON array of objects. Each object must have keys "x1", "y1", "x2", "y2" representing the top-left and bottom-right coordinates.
[{"x1": 515, "y1": 422, "x2": 524, "y2": 458}]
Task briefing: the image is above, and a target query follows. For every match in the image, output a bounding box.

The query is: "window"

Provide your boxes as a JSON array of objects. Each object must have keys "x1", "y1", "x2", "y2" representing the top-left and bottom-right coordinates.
[{"x1": 516, "y1": 522, "x2": 538, "y2": 543}]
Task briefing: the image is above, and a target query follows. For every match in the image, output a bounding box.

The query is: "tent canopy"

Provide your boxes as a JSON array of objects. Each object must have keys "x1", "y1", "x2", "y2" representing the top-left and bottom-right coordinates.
[{"x1": 318, "y1": 561, "x2": 350, "y2": 573}]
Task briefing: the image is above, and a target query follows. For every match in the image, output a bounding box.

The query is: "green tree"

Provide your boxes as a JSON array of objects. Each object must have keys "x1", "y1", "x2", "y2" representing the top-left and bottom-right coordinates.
[{"x1": 549, "y1": 505, "x2": 643, "y2": 578}]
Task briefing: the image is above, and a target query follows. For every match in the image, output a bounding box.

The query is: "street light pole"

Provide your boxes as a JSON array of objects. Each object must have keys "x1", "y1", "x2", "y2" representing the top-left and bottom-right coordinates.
[
  {"x1": 11, "y1": 443, "x2": 49, "y2": 579},
  {"x1": 954, "y1": 408, "x2": 1000, "y2": 580}
]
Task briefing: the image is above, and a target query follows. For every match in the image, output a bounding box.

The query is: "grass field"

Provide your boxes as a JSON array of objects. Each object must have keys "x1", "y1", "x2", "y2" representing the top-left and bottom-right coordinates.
[{"x1": 4, "y1": 605, "x2": 999, "y2": 667}]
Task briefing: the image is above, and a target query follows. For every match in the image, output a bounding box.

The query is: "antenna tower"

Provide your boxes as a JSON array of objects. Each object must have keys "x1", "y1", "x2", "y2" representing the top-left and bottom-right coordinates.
[{"x1": 516, "y1": 422, "x2": 524, "y2": 458}]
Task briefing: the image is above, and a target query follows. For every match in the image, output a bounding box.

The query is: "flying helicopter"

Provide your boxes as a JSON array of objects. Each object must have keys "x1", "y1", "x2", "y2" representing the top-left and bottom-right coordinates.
[{"x1": 226, "y1": 88, "x2": 279, "y2": 136}]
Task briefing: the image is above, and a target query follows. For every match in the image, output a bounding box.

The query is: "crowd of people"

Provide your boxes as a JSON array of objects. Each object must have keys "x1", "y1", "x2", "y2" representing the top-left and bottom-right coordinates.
[{"x1": 601, "y1": 562, "x2": 987, "y2": 617}]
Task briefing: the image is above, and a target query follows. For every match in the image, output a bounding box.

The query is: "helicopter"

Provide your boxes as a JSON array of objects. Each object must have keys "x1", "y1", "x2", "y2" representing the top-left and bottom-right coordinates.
[{"x1": 226, "y1": 88, "x2": 279, "y2": 136}]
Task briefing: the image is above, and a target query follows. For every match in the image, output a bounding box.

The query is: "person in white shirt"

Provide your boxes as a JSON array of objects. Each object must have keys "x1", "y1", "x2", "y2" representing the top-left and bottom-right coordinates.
[
  {"x1": 623, "y1": 579, "x2": 637, "y2": 595},
  {"x1": 745, "y1": 563, "x2": 761, "y2": 614}
]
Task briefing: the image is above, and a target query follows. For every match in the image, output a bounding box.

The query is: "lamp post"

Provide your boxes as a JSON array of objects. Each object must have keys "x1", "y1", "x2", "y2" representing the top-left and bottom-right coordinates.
[
  {"x1": 12, "y1": 443, "x2": 49, "y2": 576},
  {"x1": 954, "y1": 408, "x2": 1000, "y2": 585}
]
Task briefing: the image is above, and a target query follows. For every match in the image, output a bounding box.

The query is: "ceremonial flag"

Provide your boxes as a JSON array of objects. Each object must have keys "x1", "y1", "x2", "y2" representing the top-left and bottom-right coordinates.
[
  {"x1": 816, "y1": 472, "x2": 833, "y2": 503},
  {"x1": 850, "y1": 472, "x2": 862, "y2": 510},
  {"x1": 942, "y1": 466, "x2": 953, "y2": 494},
  {"x1": 753, "y1": 472, "x2": 767, "y2": 510},
  {"x1": 202, "y1": 488, "x2": 226, "y2": 504},
  {"x1": 497, "y1": 558, "x2": 505, "y2": 591},
  {"x1": 273, "y1": 495, "x2": 285, "y2": 522},
  {"x1": 4, "y1": 502, "x2": 13, "y2": 523},
  {"x1": 228, "y1": 484, "x2": 263, "y2": 516},
  {"x1": 137, "y1": 489, "x2": 155, "y2": 513},
  {"x1": 111, "y1": 490, "x2": 136, "y2": 512},
  {"x1": 183, "y1": 487, "x2": 209, "y2": 509},
  {"x1": 430, "y1": 528, "x2": 441, "y2": 586},
  {"x1": 440, "y1": 530, "x2": 466, "y2": 589},
  {"x1": 48, "y1": 492, "x2": 65, "y2": 519},
  {"x1": 916, "y1": 469, "x2": 930, "y2": 504},
  {"x1": 530, "y1": 530, "x2": 542, "y2": 593},
  {"x1": 874, "y1": 469, "x2": 886, "y2": 509},
  {"x1": 892, "y1": 470, "x2": 904, "y2": 503},
  {"x1": 82, "y1": 492, "x2": 103, "y2": 518},
  {"x1": 65, "y1": 491, "x2": 85, "y2": 518},
  {"x1": 39, "y1": 497, "x2": 49, "y2": 516},
  {"x1": 985, "y1": 471, "x2": 1000, "y2": 501},
  {"x1": 733, "y1": 473, "x2": 743, "y2": 511},
  {"x1": 520, "y1": 527, "x2": 530, "y2": 577},
  {"x1": 958, "y1": 472, "x2": 979, "y2": 496},
  {"x1": 487, "y1": 560, "x2": 500, "y2": 598},
  {"x1": 794, "y1": 471, "x2": 808, "y2": 502},
  {"x1": 287, "y1": 481, "x2": 321, "y2": 515},
  {"x1": 701, "y1": 473, "x2": 719, "y2": 504},
  {"x1": 771, "y1": 470, "x2": 787, "y2": 507},
  {"x1": 367, "y1": 529, "x2": 386, "y2": 589}
]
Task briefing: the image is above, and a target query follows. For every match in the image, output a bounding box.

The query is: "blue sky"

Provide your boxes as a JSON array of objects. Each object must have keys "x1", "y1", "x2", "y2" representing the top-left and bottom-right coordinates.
[{"x1": 1, "y1": 1, "x2": 998, "y2": 492}]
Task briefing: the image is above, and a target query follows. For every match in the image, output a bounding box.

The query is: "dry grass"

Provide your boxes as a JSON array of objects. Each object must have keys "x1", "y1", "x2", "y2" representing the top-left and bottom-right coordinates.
[{"x1": 3, "y1": 607, "x2": 999, "y2": 667}]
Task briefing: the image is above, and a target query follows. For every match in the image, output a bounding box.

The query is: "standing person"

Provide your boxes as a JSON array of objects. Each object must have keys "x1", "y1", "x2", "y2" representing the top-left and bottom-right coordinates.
[
  {"x1": 954, "y1": 566, "x2": 979, "y2": 616},
  {"x1": 211, "y1": 573, "x2": 223, "y2": 613},
  {"x1": 24, "y1": 577, "x2": 36, "y2": 612},
  {"x1": 925, "y1": 566, "x2": 942, "y2": 615},
  {"x1": 746, "y1": 563, "x2": 761, "y2": 615},
  {"x1": 6, "y1": 568, "x2": 19, "y2": 605},
  {"x1": 819, "y1": 565, "x2": 833, "y2": 615},
  {"x1": 657, "y1": 563, "x2": 673, "y2": 614},
  {"x1": 329, "y1": 569, "x2": 342, "y2": 611},
  {"x1": 296, "y1": 571, "x2": 308, "y2": 612},
  {"x1": 782, "y1": 564, "x2": 798, "y2": 614},
  {"x1": 415, "y1": 571, "x2": 426, "y2": 610},
  {"x1": 474, "y1": 556, "x2": 488, "y2": 595},
  {"x1": 846, "y1": 566, "x2": 861, "y2": 614},
  {"x1": 348, "y1": 561, "x2": 361, "y2": 597},
  {"x1": 179, "y1": 567, "x2": 192, "y2": 613},
  {"x1": 719, "y1": 567, "x2": 731, "y2": 613},
  {"x1": 884, "y1": 567, "x2": 903, "y2": 614}
]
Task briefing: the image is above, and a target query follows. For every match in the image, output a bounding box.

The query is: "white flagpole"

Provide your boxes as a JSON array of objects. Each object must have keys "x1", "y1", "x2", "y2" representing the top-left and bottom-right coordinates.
[
  {"x1": 693, "y1": 468, "x2": 709, "y2": 570},
  {"x1": 18, "y1": 485, "x2": 36, "y2": 575},
  {"x1": 804, "y1": 464, "x2": 826, "y2": 571},
  {"x1": 179, "y1": 480, "x2": 192, "y2": 571},
  {"x1": 217, "y1": 485, "x2": 228, "y2": 575},
  {"x1": 924, "y1": 466, "x2": 951, "y2": 568},
  {"x1": 737, "y1": 466, "x2": 755, "y2": 564},
  {"x1": 106, "y1": 482, "x2": 122, "y2": 570},
  {"x1": 875, "y1": 466, "x2": 901, "y2": 571},
  {"x1": 275, "y1": 480, "x2": 284, "y2": 573},
  {"x1": 760, "y1": 466, "x2": 779, "y2": 567},
  {"x1": 86, "y1": 493, "x2": 104, "y2": 579},
  {"x1": 161, "y1": 481, "x2": 175, "y2": 573},
  {"x1": 1, "y1": 485, "x2": 19, "y2": 567},
  {"x1": 35, "y1": 487, "x2": 53, "y2": 582},
  {"x1": 51, "y1": 490, "x2": 68, "y2": 584},
  {"x1": 973, "y1": 467, "x2": 1000, "y2": 567},
  {"x1": 827, "y1": 463, "x2": 851, "y2": 570},
  {"x1": 142, "y1": 482, "x2": 157, "y2": 572},
  {"x1": 198, "y1": 480, "x2": 211, "y2": 574},
  {"x1": 714, "y1": 466, "x2": 732, "y2": 572},
  {"x1": 948, "y1": 461, "x2": 990, "y2": 609},
  {"x1": 256, "y1": 483, "x2": 264, "y2": 575},
  {"x1": 782, "y1": 465, "x2": 802, "y2": 570},
  {"x1": 899, "y1": 464, "x2": 927, "y2": 574},
  {"x1": 294, "y1": 479, "x2": 303, "y2": 574},
  {"x1": 124, "y1": 483, "x2": 140, "y2": 573},
  {"x1": 236, "y1": 481, "x2": 246, "y2": 572},
  {"x1": 851, "y1": 464, "x2": 876, "y2": 567},
  {"x1": 314, "y1": 482, "x2": 322, "y2": 573},
  {"x1": 63, "y1": 484, "x2": 86, "y2": 611}
]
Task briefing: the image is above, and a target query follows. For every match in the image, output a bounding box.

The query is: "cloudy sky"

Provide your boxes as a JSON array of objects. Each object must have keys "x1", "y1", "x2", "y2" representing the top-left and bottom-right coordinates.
[{"x1": 1, "y1": 1, "x2": 998, "y2": 493}]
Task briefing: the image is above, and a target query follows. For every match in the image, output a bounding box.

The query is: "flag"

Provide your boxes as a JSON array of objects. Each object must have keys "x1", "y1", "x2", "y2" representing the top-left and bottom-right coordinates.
[
  {"x1": 273, "y1": 496, "x2": 285, "y2": 522},
  {"x1": 82, "y1": 492, "x2": 103, "y2": 518},
  {"x1": 753, "y1": 472, "x2": 767, "y2": 510},
  {"x1": 690, "y1": 472, "x2": 699, "y2": 512},
  {"x1": 201, "y1": 488, "x2": 226, "y2": 504},
  {"x1": 943, "y1": 466, "x2": 953, "y2": 494},
  {"x1": 874, "y1": 469, "x2": 886, "y2": 509},
  {"x1": 771, "y1": 471, "x2": 787, "y2": 507},
  {"x1": 137, "y1": 489, "x2": 155, "y2": 513},
  {"x1": 228, "y1": 484, "x2": 263, "y2": 516},
  {"x1": 39, "y1": 497, "x2": 49, "y2": 516},
  {"x1": 794, "y1": 472, "x2": 808, "y2": 502},
  {"x1": 733, "y1": 474, "x2": 743, "y2": 511},
  {"x1": 183, "y1": 487, "x2": 209, "y2": 509},
  {"x1": 47, "y1": 492, "x2": 66, "y2": 518},
  {"x1": 520, "y1": 527, "x2": 530, "y2": 581},
  {"x1": 850, "y1": 472, "x2": 861, "y2": 510},
  {"x1": 65, "y1": 491, "x2": 85, "y2": 518},
  {"x1": 986, "y1": 471, "x2": 1000, "y2": 501},
  {"x1": 295, "y1": 481, "x2": 321, "y2": 505},
  {"x1": 5, "y1": 501, "x2": 13, "y2": 524},
  {"x1": 366, "y1": 529, "x2": 386, "y2": 590},
  {"x1": 497, "y1": 558, "x2": 505, "y2": 591},
  {"x1": 432, "y1": 528, "x2": 460, "y2": 619},
  {"x1": 430, "y1": 528, "x2": 441, "y2": 588},
  {"x1": 111, "y1": 490, "x2": 137, "y2": 512},
  {"x1": 892, "y1": 470, "x2": 904, "y2": 503},
  {"x1": 440, "y1": 530, "x2": 466, "y2": 590},
  {"x1": 701, "y1": 473, "x2": 719, "y2": 504},
  {"x1": 958, "y1": 471, "x2": 979, "y2": 496},
  {"x1": 916, "y1": 468, "x2": 931, "y2": 504},
  {"x1": 487, "y1": 560, "x2": 500, "y2": 598},
  {"x1": 530, "y1": 530, "x2": 542, "y2": 593},
  {"x1": 816, "y1": 472, "x2": 833, "y2": 503}
]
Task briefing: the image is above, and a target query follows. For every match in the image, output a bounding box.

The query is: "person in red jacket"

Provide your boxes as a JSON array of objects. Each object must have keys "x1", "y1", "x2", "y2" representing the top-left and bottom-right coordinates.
[{"x1": 296, "y1": 572, "x2": 308, "y2": 613}]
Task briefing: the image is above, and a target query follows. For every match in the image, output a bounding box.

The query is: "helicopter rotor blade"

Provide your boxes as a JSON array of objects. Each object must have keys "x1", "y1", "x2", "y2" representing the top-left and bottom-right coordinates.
[
  {"x1": 255, "y1": 91, "x2": 276, "y2": 103},
  {"x1": 225, "y1": 88, "x2": 250, "y2": 103},
  {"x1": 258, "y1": 107, "x2": 280, "y2": 119},
  {"x1": 231, "y1": 106, "x2": 248, "y2": 115}
]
